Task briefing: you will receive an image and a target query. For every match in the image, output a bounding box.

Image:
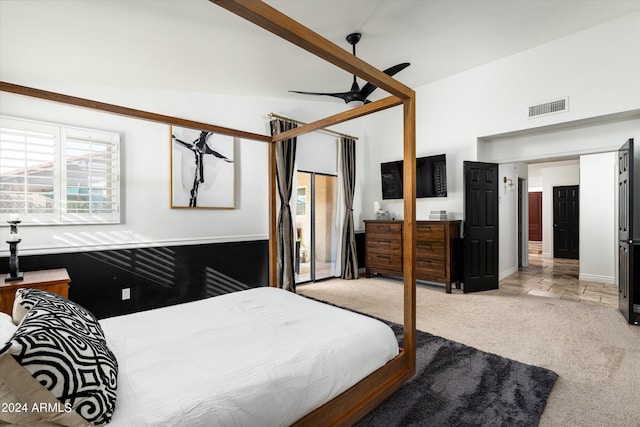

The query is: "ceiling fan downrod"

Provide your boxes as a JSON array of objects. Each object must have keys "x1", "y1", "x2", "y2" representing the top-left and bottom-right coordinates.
[{"x1": 346, "y1": 33, "x2": 362, "y2": 88}]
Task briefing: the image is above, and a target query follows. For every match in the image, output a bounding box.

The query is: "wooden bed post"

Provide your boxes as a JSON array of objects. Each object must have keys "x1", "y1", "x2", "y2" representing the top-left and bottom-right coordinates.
[{"x1": 403, "y1": 95, "x2": 417, "y2": 374}]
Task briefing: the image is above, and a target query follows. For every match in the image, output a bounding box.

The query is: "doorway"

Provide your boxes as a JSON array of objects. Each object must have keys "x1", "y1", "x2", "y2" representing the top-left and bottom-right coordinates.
[
  {"x1": 528, "y1": 191, "x2": 542, "y2": 241},
  {"x1": 295, "y1": 171, "x2": 338, "y2": 284}
]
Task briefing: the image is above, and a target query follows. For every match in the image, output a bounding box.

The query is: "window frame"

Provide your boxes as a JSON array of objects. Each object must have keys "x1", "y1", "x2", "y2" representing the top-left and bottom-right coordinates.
[{"x1": 0, "y1": 115, "x2": 121, "y2": 226}]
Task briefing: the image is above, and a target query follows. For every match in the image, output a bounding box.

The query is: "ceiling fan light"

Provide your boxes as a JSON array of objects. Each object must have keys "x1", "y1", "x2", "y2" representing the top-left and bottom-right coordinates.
[{"x1": 346, "y1": 99, "x2": 364, "y2": 108}]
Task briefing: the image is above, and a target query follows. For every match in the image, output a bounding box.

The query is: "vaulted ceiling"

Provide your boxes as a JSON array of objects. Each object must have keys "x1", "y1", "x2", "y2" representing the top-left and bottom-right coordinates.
[{"x1": 1, "y1": 1, "x2": 639, "y2": 103}]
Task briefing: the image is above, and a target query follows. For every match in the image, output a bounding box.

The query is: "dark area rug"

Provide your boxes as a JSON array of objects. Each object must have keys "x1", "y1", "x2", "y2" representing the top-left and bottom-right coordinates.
[{"x1": 356, "y1": 319, "x2": 558, "y2": 427}]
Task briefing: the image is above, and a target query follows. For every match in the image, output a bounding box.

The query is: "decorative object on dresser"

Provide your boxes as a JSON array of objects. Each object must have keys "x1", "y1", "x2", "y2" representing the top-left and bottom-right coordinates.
[
  {"x1": 429, "y1": 210, "x2": 448, "y2": 220},
  {"x1": 0, "y1": 268, "x2": 70, "y2": 315},
  {"x1": 365, "y1": 220, "x2": 462, "y2": 293},
  {"x1": 5, "y1": 215, "x2": 23, "y2": 281}
]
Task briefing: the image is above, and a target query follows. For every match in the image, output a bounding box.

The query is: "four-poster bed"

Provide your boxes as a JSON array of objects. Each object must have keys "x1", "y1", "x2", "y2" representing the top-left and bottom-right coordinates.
[{"x1": 0, "y1": 0, "x2": 417, "y2": 425}]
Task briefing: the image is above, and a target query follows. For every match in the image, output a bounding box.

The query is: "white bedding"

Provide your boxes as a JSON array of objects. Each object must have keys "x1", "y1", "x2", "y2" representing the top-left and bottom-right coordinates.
[{"x1": 100, "y1": 287, "x2": 398, "y2": 426}]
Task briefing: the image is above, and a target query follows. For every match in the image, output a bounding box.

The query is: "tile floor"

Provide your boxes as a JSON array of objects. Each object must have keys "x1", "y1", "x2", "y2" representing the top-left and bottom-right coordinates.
[{"x1": 499, "y1": 244, "x2": 619, "y2": 307}]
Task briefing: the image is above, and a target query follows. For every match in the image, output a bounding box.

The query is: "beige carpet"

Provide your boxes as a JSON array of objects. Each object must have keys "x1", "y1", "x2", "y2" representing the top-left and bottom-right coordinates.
[{"x1": 298, "y1": 277, "x2": 640, "y2": 426}]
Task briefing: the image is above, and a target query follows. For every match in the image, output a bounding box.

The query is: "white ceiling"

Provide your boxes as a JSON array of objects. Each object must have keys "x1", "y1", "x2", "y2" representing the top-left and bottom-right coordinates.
[{"x1": 1, "y1": 0, "x2": 640, "y2": 104}]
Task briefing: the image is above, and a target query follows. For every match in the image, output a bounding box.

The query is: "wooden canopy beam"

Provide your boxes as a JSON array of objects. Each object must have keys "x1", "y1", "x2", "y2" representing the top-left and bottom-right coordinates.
[
  {"x1": 270, "y1": 95, "x2": 402, "y2": 143},
  {"x1": 211, "y1": 0, "x2": 414, "y2": 101},
  {"x1": 0, "y1": 81, "x2": 271, "y2": 143}
]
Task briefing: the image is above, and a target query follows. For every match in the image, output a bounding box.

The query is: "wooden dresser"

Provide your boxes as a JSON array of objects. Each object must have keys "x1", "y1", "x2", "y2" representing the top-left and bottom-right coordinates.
[
  {"x1": 364, "y1": 220, "x2": 462, "y2": 293},
  {"x1": 0, "y1": 268, "x2": 71, "y2": 315}
]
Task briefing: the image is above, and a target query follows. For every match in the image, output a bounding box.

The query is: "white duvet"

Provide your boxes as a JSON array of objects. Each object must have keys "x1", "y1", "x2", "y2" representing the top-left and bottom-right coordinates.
[{"x1": 100, "y1": 287, "x2": 398, "y2": 426}]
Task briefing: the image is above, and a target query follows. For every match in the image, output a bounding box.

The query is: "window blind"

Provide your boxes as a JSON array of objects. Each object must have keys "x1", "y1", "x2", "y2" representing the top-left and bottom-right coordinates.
[{"x1": 0, "y1": 116, "x2": 120, "y2": 224}]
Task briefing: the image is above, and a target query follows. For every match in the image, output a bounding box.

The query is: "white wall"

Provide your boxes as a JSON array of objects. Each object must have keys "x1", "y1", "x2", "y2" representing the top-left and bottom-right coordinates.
[
  {"x1": 0, "y1": 88, "x2": 364, "y2": 256},
  {"x1": 480, "y1": 117, "x2": 640, "y2": 163},
  {"x1": 363, "y1": 12, "x2": 640, "y2": 281},
  {"x1": 580, "y1": 152, "x2": 617, "y2": 284}
]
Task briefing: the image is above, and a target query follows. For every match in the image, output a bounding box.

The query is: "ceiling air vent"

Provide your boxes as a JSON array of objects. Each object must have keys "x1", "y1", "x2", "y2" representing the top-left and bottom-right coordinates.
[{"x1": 528, "y1": 97, "x2": 569, "y2": 118}]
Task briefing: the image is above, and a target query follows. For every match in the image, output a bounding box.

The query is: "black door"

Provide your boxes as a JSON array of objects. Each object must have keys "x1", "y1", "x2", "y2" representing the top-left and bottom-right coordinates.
[
  {"x1": 553, "y1": 185, "x2": 579, "y2": 259},
  {"x1": 618, "y1": 138, "x2": 635, "y2": 324},
  {"x1": 518, "y1": 178, "x2": 524, "y2": 267},
  {"x1": 463, "y1": 161, "x2": 499, "y2": 293}
]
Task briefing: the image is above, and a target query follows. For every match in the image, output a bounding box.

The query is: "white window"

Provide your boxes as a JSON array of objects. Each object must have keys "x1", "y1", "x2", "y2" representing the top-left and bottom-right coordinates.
[{"x1": 0, "y1": 116, "x2": 120, "y2": 225}]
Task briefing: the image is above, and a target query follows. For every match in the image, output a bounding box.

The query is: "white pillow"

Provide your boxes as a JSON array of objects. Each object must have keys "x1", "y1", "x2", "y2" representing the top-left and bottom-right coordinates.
[{"x1": 0, "y1": 312, "x2": 17, "y2": 345}]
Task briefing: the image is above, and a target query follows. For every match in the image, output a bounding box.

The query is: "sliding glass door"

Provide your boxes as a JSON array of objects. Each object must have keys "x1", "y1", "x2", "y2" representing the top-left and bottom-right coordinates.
[{"x1": 295, "y1": 171, "x2": 337, "y2": 284}]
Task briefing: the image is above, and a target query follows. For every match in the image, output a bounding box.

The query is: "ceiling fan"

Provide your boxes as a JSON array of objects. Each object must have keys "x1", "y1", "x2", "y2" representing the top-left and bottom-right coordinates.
[{"x1": 289, "y1": 32, "x2": 410, "y2": 107}]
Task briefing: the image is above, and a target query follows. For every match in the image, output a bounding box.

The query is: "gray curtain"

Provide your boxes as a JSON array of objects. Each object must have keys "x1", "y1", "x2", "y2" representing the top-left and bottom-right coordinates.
[
  {"x1": 340, "y1": 136, "x2": 358, "y2": 279},
  {"x1": 270, "y1": 119, "x2": 297, "y2": 292}
]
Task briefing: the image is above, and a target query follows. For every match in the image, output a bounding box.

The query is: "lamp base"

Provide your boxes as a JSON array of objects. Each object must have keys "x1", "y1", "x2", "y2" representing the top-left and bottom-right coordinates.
[{"x1": 5, "y1": 272, "x2": 24, "y2": 282}]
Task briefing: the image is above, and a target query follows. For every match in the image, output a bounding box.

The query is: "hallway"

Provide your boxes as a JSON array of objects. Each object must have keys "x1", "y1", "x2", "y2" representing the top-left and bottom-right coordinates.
[{"x1": 499, "y1": 252, "x2": 618, "y2": 307}]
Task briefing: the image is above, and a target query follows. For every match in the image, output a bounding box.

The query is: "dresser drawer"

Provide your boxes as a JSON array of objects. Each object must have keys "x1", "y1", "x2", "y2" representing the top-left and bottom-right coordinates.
[
  {"x1": 416, "y1": 223, "x2": 445, "y2": 241},
  {"x1": 367, "y1": 253, "x2": 402, "y2": 272},
  {"x1": 367, "y1": 222, "x2": 402, "y2": 237},
  {"x1": 417, "y1": 240, "x2": 445, "y2": 259},
  {"x1": 367, "y1": 238, "x2": 401, "y2": 253},
  {"x1": 416, "y1": 257, "x2": 445, "y2": 278}
]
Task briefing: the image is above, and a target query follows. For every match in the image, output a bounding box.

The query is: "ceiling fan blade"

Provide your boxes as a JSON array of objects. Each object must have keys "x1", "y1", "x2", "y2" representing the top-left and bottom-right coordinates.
[
  {"x1": 289, "y1": 90, "x2": 352, "y2": 102},
  {"x1": 383, "y1": 62, "x2": 411, "y2": 77},
  {"x1": 289, "y1": 31, "x2": 410, "y2": 105},
  {"x1": 359, "y1": 62, "x2": 411, "y2": 100}
]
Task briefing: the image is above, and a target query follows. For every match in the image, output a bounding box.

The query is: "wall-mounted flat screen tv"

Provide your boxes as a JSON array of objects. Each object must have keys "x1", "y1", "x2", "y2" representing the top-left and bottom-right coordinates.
[{"x1": 381, "y1": 154, "x2": 447, "y2": 200}]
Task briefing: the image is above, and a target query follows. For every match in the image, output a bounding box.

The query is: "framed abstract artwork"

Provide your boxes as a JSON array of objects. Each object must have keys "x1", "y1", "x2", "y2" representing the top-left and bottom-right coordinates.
[{"x1": 170, "y1": 126, "x2": 235, "y2": 209}]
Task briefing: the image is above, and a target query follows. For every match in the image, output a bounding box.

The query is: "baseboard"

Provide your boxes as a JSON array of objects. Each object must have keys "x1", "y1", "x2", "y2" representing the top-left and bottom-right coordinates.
[
  {"x1": 499, "y1": 266, "x2": 519, "y2": 281},
  {"x1": 578, "y1": 273, "x2": 615, "y2": 284}
]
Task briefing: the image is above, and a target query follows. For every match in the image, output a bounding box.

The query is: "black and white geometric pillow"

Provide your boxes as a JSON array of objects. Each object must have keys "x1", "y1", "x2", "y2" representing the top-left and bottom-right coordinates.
[
  {"x1": 13, "y1": 288, "x2": 106, "y2": 343},
  {"x1": 0, "y1": 292, "x2": 118, "y2": 426}
]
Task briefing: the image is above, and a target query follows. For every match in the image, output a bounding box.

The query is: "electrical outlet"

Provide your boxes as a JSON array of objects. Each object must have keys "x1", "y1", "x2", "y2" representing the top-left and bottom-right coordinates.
[{"x1": 121, "y1": 288, "x2": 131, "y2": 301}]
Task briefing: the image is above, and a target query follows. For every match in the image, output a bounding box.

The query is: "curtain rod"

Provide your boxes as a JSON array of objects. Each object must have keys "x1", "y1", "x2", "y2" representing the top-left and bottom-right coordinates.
[{"x1": 268, "y1": 113, "x2": 358, "y2": 141}]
